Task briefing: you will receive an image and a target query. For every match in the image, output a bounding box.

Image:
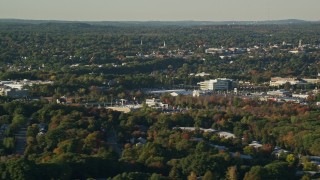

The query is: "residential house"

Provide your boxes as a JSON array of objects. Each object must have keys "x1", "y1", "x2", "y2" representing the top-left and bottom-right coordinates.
[{"x1": 217, "y1": 131, "x2": 236, "y2": 139}]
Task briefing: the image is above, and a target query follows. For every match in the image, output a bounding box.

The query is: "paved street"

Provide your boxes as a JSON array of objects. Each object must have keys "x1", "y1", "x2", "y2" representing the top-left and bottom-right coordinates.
[{"x1": 15, "y1": 127, "x2": 27, "y2": 155}]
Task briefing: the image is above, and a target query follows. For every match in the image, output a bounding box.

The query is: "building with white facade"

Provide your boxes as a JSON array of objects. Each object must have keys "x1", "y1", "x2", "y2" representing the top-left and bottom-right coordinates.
[
  {"x1": 145, "y1": 98, "x2": 168, "y2": 108},
  {"x1": 205, "y1": 48, "x2": 224, "y2": 54},
  {"x1": 194, "y1": 72, "x2": 210, "y2": 77},
  {"x1": 197, "y1": 78, "x2": 233, "y2": 91},
  {"x1": 267, "y1": 89, "x2": 291, "y2": 97},
  {"x1": 302, "y1": 78, "x2": 320, "y2": 84},
  {"x1": 0, "y1": 79, "x2": 53, "y2": 98},
  {"x1": 270, "y1": 77, "x2": 320, "y2": 86},
  {"x1": 270, "y1": 77, "x2": 302, "y2": 86},
  {"x1": 217, "y1": 131, "x2": 236, "y2": 139}
]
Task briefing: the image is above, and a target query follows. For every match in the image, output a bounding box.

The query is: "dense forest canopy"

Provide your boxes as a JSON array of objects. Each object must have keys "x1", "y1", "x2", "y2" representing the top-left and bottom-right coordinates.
[{"x1": 0, "y1": 21, "x2": 320, "y2": 179}]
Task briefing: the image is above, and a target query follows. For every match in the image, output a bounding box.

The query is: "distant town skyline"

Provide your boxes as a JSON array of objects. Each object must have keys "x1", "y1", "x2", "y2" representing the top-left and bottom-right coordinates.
[{"x1": 0, "y1": 0, "x2": 319, "y2": 21}]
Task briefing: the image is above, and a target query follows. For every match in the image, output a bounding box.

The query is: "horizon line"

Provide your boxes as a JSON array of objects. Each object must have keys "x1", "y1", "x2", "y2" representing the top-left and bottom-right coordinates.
[{"x1": 1, "y1": 18, "x2": 319, "y2": 23}]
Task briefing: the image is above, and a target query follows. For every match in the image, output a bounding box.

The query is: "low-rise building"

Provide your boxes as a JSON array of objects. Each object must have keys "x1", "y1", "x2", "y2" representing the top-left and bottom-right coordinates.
[
  {"x1": 0, "y1": 86, "x2": 28, "y2": 98},
  {"x1": 145, "y1": 98, "x2": 168, "y2": 108},
  {"x1": 147, "y1": 89, "x2": 190, "y2": 96},
  {"x1": 145, "y1": 98, "x2": 161, "y2": 107},
  {"x1": 273, "y1": 146, "x2": 290, "y2": 158},
  {"x1": 230, "y1": 152, "x2": 253, "y2": 160},
  {"x1": 205, "y1": 48, "x2": 224, "y2": 54},
  {"x1": 267, "y1": 89, "x2": 291, "y2": 97},
  {"x1": 0, "y1": 79, "x2": 53, "y2": 98},
  {"x1": 170, "y1": 90, "x2": 193, "y2": 97},
  {"x1": 0, "y1": 79, "x2": 53, "y2": 90},
  {"x1": 173, "y1": 127, "x2": 217, "y2": 133},
  {"x1": 249, "y1": 141, "x2": 263, "y2": 149},
  {"x1": 270, "y1": 77, "x2": 302, "y2": 86},
  {"x1": 0, "y1": 85, "x2": 6, "y2": 96},
  {"x1": 5, "y1": 88, "x2": 28, "y2": 98},
  {"x1": 194, "y1": 72, "x2": 210, "y2": 77},
  {"x1": 210, "y1": 144, "x2": 228, "y2": 151},
  {"x1": 302, "y1": 78, "x2": 320, "y2": 84},
  {"x1": 292, "y1": 94, "x2": 309, "y2": 99},
  {"x1": 217, "y1": 131, "x2": 236, "y2": 139}
]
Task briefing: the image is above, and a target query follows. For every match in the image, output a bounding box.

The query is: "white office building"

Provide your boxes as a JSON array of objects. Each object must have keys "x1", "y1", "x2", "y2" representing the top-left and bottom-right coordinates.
[{"x1": 197, "y1": 78, "x2": 233, "y2": 91}]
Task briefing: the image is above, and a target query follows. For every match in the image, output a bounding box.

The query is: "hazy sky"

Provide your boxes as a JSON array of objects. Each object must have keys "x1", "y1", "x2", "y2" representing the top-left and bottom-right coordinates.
[{"x1": 0, "y1": 0, "x2": 319, "y2": 21}]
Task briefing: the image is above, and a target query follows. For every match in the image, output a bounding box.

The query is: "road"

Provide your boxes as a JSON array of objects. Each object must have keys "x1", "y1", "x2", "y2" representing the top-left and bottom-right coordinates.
[
  {"x1": 15, "y1": 127, "x2": 27, "y2": 155},
  {"x1": 107, "y1": 129, "x2": 122, "y2": 156}
]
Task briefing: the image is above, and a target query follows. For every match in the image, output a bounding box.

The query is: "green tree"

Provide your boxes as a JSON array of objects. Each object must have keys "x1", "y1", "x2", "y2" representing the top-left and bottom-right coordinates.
[
  {"x1": 169, "y1": 165, "x2": 182, "y2": 179},
  {"x1": 243, "y1": 146, "x2": 255, "y2": 156},
  {"x1": 6, "y1": 157, "x2": 38, "y2": 180},
  {"x1": 27, "y1": 124, "x2": 39, "y2": 137},
  {"x1": 243, "y1": 166, "x2": 267, "y2": 180},
  {"x1": 203, "y1": 170, "x2": 216, "y2": 180},
  {"x1": 149, "y1": 173, "x2": 167, "y2": 180},
  {"x1": 12, "y1": 114, "x2": 27, "y2": 127},
  {"x1": 45, "y1": 128, "x2": 66, "y2": 150},
  {"x1": 309, "y1": 140, "x2": 320, "y2": 156},
  {"x1": 0, "y1": 115, "x2": 10, "y2": 125},
  {"x1": 303, "y1": 162, "x2": 318, "y2": 171},
  {"x1": 225, "y1": 166, "x2": 237, "y2": 180},
  {"x1": 187, "y1": 171, "x2": 197, "y2": 180},
  {"x1": 301, "y1": 174, "x2": 311, "y2": 180},
  {"x1": 113, "y1": 172, "x2": 149, "y2": 180},
  {"x1": 0, "y1": 162, "x2": 9, "y2": 179},
  {"x1": 2, "y1": 137, "x2": 15, "y2": 152},
  {"x1": 83, "y1": 131, "x2": 101, "y2": 153},
  {"x1": 265, "y1": 161, "x2": 291, "y2": 180},
  {"x1": 286, "y1": 154, "x2": 296, "y2": 166}
]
